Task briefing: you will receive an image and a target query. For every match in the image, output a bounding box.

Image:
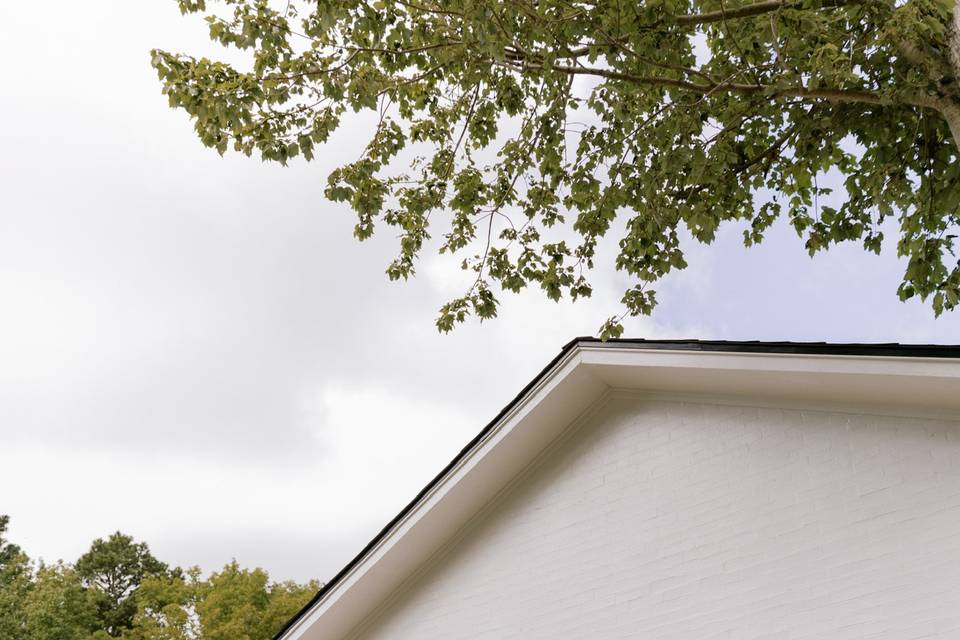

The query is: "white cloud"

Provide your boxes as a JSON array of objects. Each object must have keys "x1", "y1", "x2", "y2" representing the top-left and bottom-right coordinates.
[{"x1": 0, "y1": 381, "x2": 474, "y2": 582}]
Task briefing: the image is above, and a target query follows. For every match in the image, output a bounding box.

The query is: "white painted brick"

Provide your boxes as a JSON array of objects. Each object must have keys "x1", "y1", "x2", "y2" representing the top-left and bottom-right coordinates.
[{"x1": 349, "y1": 395, "x2": 960, "y2": 639}]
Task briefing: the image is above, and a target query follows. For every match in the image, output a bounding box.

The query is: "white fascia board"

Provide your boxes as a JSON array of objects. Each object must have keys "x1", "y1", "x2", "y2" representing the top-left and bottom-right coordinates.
[
  {"x1": 577, "y1": 344, "x2": 960, "y2": 376},
  {"x1": 578, "y1": 346, "x2": 960, "y2": 417}
]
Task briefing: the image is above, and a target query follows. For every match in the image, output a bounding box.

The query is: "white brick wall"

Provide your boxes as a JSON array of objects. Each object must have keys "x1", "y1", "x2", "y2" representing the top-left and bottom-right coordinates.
[{"x1": 350, "y1": 393, "x2": 960, "y2": 639}]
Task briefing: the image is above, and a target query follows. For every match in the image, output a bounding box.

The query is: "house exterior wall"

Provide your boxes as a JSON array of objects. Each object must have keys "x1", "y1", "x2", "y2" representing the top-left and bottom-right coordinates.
[{"x1": 349, "y1": 393, "x2": 960, "y2": 640}]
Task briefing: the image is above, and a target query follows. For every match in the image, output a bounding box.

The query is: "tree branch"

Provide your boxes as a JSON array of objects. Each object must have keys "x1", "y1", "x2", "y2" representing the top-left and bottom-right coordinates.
[
  {"x1": 948, "y1": 0, "x2": 960, "y2": 84},
  {"x1": 676, "y1": 123, "x2": 799, "y2": 200},
  {"x1": 503, "y1": 58, "x2": 960, "y2": 148},
  {"x1": 941, "y1": 100, "x2": 960, "y2": 152},
  {"x1": 395, "y1": 0, "x2": 463, "y2": 17},
  {"x1": 341, "y1": 41, "x2": 462, "y2": 56},
  {"x1": 508, "y1": 60, "x2": 944, "y2": 111},
  {"x1": 673, "y1": 0, "x2": 861, "y2": 26}
]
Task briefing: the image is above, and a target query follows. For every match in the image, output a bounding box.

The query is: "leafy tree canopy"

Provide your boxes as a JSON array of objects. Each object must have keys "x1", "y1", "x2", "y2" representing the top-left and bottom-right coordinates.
[
  {"x1": 196, "y1": 561, "x2": 320, "y2": 640},
  {"x1": 153, "y1": 0, "x2": 960, "y2": 336},
  {"x1": 0, "y1": 562, "x2": 32, "y2": 640},
  {"x1": 128, "y1": 563, "x2": 319, "y2": 640},
  {"x1": 76, "y1": 532, "x2": 169, "y2": 637},
  {"x1": 126, "y1": 568, "x2": 202, "y2": 640},
  {"x1": 0, "y1": 517, "x2": 320, "y2": 640},
  {"x1": 0, "y1": 517, "x2": 32, "y2": 640},
  {"x1": 0, "y1": 516, "x2": 22, "y2": 570},
  {"x1": 21, "y1": 563, "x2": 98, "y2": 640}
]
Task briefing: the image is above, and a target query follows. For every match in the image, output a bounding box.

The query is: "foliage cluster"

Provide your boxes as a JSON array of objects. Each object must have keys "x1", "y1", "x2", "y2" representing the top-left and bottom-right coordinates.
[
  {"x1": 0, "y1": 516, "x2": 318, "y2": 640},
  {"x1": 153, "y1": 0, "x2": 960, "y2": 336}
]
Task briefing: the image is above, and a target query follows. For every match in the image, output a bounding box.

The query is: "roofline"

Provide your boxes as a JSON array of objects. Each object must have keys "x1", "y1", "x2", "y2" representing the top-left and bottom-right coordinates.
[
  {"x1": 274, "y1": 338, "x2": 960, "y2": 639},
  {"x1": 272, "y1": 337, "x2": 578, "y2": 640},
  {"x1": 564, "y1": 337, "x2": 960, "y2": 359}
]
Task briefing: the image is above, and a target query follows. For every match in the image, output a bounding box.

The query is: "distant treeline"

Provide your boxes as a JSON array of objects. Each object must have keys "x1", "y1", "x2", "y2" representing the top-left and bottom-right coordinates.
[{"x1": 0, "y1": 515, "x2": 319, "y2": 640}]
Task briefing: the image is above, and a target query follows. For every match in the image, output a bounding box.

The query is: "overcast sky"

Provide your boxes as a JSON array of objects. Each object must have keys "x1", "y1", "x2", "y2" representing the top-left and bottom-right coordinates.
[{"x1": 1, "y1": 1, "x2": 958, "y2": 584}]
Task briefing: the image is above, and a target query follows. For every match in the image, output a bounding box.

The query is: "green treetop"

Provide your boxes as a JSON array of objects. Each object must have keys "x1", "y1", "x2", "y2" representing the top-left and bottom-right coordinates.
[
  {"x1": 76, "y1": 533, "x2": 169, "y2": 637},
  {"x1": 0, "y1": 518, "x2": 320, "y2": 640}
]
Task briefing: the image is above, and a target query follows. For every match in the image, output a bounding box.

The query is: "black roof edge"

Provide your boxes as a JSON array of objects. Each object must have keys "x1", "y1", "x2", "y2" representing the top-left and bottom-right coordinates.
[
  {"x1": 272, "y1": 336, "x2": 580, "y2": 640},
  {"x1": 274, "y1": 337, "x2": 960, "y2": 639},
  {"x1": 567, "y1": 337, "x2": 960, "y2": 359}
]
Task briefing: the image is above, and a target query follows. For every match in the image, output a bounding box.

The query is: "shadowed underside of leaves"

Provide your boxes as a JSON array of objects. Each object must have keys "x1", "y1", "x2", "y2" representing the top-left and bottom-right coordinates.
[{"x1": 153, "y1": 0, "x2": 960, "y2": 338}]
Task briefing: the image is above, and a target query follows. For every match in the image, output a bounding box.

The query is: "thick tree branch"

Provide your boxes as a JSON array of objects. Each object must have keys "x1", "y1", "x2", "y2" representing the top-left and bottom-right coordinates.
[
  {"x1": 341, "y1": 41, "x2": 462, "y2": 55},
  {"x1": 949, "y1": 0, "x2": 960, "y2": 83},
  {"x1": 395, "y1": 0, "x2": 463, "y2": 17},
  {"x1": 945, "y1": 0, "x2": 960, "y2": 144},
  {"x1": 942, "y1": 100, "x2": 960, "y2": 150},
  {"x1": 674, "y1": 0, "x2": 861, "y2": 26},
  {"x1": 504, "y1": 59, "x2": 718, "y2": 92},
  {"x1": 506, "y1": 58, "x2": 959, "y2": 148},
  {"x1": 895, "y1": 38, "x2": 958, "y2": 99},
  {"x1": 513, "y1": 60, "x2": 944, "y2": 110}
]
